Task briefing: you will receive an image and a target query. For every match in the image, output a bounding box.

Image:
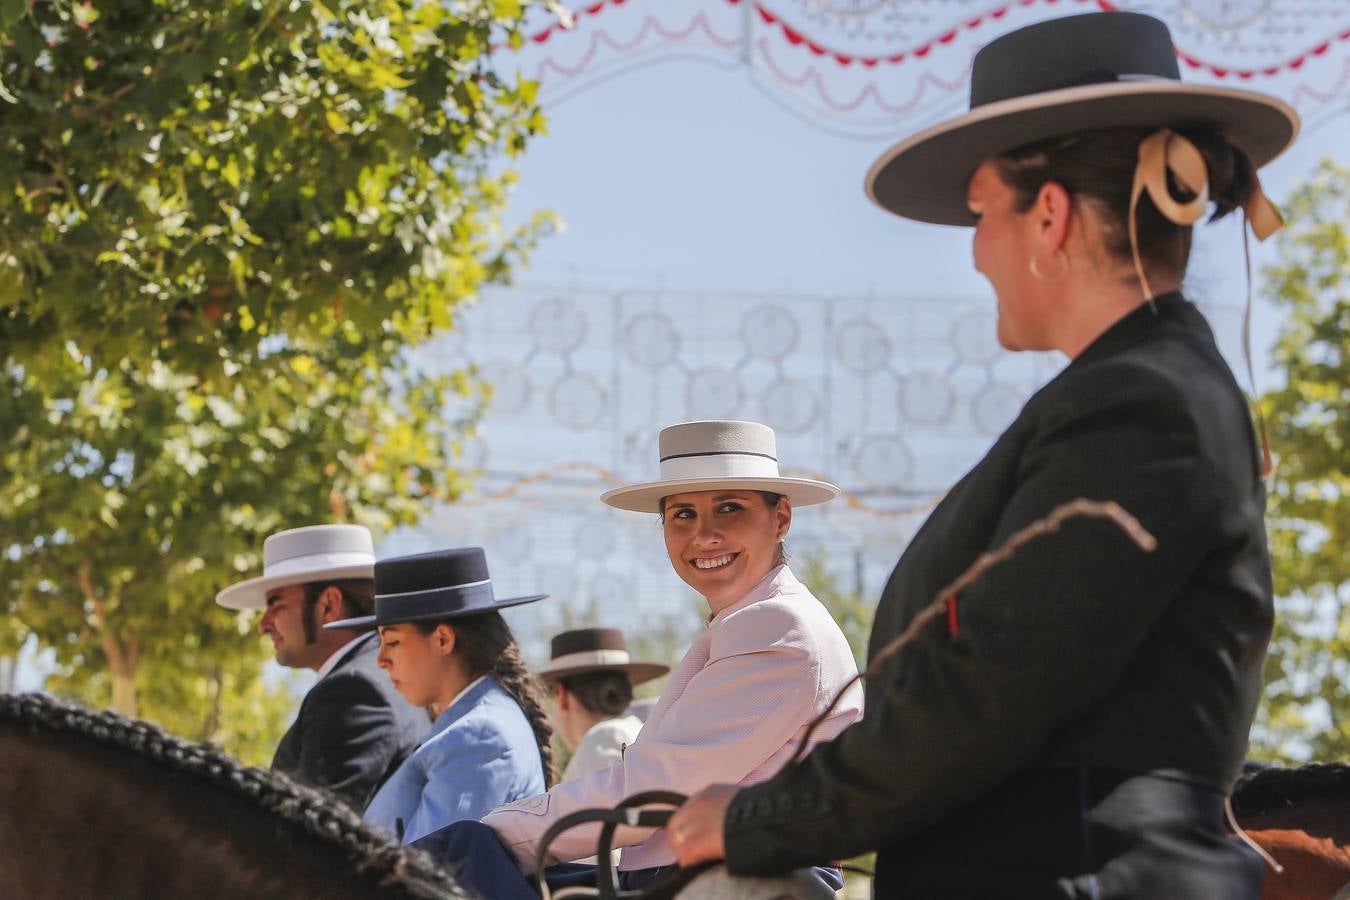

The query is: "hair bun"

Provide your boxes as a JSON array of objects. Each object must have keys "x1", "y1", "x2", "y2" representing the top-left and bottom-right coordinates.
[{"x1": 1178, "y1": 128, "x2": 1257, "y2": 222}]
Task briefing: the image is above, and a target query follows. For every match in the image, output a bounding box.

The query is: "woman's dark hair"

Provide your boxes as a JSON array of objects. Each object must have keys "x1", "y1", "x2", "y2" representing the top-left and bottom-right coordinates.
[
  {"x1": 558, "y1": 671, "x2": 633, "y2": 718},
  {"x1": 657, "y1": 490, "x2": 789, "y2": 567},
  {"x1": 657, "y1": 490, "x2": 784, "y2": 517},
  {"x1": 415, "y1": 612, "x2": 556, "y2": 787},
  {"x1": 992, "y1": 126, "x2": 1257, "y2": 285}
]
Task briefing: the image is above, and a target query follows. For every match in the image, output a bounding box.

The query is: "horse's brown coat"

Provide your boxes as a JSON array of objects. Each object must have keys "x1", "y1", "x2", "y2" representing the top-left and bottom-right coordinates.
[{"x1": 1248, "y1": 809, "x2": 1350, "y2": 900}]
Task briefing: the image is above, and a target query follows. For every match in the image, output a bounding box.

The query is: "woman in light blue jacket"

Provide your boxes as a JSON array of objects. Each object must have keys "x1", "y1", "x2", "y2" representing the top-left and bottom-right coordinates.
[{"x1": 327, "y1": 546, "x2": 553, "y2": 843}]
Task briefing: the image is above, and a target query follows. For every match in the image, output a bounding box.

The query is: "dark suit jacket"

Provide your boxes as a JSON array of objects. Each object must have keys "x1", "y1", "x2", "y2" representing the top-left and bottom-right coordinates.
[
  {"x1": 272, "y1": 632, "x2": 429, "y2": 811},
  {"x1": 723, "y1": 294, "x2": 1274, "y2": 897}
]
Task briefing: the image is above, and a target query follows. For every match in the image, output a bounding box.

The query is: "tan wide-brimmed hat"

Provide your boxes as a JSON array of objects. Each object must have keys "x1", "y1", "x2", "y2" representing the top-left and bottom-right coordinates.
[
  {"x1": 866, "y1": 12, "x2": 1298, "y2": 226},
  {"x1": 600, "y1": 420, "x2": 839, "y2": 514},
  {"x1": 216, "y1": 524, "x2": 375, "y2": 611},
  {"x1": 537, "y1": 628, "x2": 669, "y2": 686}
]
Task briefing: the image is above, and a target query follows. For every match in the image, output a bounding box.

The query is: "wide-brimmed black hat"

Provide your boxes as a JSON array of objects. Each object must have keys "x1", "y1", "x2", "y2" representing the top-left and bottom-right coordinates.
[
  {"x1": 325, "y1": 547, "x2": 545, "y2": 630},
  {"x1": 536, "y1": 628, "x2": 670, "y2": 686},
  {"x1": 866, "y1": 11, "x2": 1299, "y2": 225}
]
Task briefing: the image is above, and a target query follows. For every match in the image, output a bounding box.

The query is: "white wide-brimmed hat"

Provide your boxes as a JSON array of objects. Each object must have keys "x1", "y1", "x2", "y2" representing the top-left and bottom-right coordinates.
[
  {"x1": 215, "y1": 524, "x2": 375, "y2": 611},
  {"x1": 600, "y1": 420, "x2": 839, "y2": 514}
]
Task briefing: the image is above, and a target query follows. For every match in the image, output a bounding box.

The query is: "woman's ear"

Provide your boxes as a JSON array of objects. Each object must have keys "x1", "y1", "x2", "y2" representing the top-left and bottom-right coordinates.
[
  {"x1": 1035, "y1": 180, "x2": 1074, "y2": 253},
  {"x1": 775, "y1": 497, "x2": 793, "y2": 541},
  {"x1": 434, "y1": 623, "x2": 457, "y2": 657}
]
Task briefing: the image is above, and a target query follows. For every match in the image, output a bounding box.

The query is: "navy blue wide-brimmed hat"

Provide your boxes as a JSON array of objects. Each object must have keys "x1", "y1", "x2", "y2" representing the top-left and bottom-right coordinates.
[
  {"x1": 866, "y1": 11, "x2": 1298, "y2": 225},
  {"x1": 324, "y1": 547, "x2": 545, "y2": 630}
]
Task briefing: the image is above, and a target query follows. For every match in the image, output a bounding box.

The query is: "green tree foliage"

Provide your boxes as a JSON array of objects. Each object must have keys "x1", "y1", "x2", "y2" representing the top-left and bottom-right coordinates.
[
  {"x1": 0, "y1": 0, "x2": 548, "y2": 385},
  {"x1": 1252, "y1": 158, "x2": 1350, "y2": 762},
  {"x1": 799, "y1": 551, "x2": 875, "y2": 671},
  {"x1": 0, "y1": 344, "x2": 478, "y2": 746},
  {"x1": 0, "y1": 0, "x2": 552, "y2": 758}
]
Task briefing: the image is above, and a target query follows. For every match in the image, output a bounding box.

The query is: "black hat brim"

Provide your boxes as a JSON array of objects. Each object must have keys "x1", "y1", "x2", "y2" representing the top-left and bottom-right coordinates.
[
  {"x1": 867, "y1": 81, "x2": 1298, "y2": 226},
  {"x1": 324, "y1": 593, "x2": 547, "y2": 630}
]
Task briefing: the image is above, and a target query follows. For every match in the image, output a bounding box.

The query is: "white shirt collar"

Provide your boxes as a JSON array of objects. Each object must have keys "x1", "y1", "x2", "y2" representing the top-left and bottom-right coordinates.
[
  {"x1": 315, "y1": 631, "x2": 374, "y2": 680},
  {"x1": 445, "y1": 674, "x2": 488, "y2": 712}
]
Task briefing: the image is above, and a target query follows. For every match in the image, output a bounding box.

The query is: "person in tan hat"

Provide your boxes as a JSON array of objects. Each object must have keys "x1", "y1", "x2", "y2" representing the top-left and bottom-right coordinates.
[
  {"x1": 669, "y1": 11, "x2": 1294, "y2": 899},
  {"x1": 538, "y1": 628, "x2": 669, "y2": 784},
  {"x1": 216, "y1": 524, "x2": 427, "y2": 810}
]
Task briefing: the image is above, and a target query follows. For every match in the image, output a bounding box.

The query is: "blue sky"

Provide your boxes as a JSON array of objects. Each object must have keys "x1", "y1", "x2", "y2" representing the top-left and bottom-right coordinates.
[{"x1": 497, "y1": 31, "x2": 1350, "y2": 386}]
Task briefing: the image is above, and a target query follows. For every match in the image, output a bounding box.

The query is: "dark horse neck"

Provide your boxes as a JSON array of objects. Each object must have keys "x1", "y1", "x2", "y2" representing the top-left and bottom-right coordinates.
[
  {"x1": 1232, "y1": 762, "x2": 1350, "y2": 900},
  {"x1": 0, "y1": 693, "x2": 469, "y2": 900}
]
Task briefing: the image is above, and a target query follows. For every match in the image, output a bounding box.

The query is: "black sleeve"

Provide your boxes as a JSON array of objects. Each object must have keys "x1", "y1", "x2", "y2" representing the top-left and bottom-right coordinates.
[
  {"x1": 292, "y1": 672, "x2": 399, "y2": 810},
  {"x1": 724, "y1": 365, "x2": 1213, "y2": 874}
]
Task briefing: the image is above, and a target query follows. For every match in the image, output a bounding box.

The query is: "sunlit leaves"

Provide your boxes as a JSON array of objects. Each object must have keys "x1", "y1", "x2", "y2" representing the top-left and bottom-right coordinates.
[
  {"x1": 0, "y1": 0, "x2": 549, "y2": 387},
  {"x1": 0, "y1": 0, "x2": 554, "y2": 757},
  {"x1": 1251, "y1": 158, "x2": 1350, "y2": 763}
]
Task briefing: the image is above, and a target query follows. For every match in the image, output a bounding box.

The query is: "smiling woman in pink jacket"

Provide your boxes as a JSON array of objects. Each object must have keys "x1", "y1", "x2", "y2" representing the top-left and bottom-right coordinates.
[{"x1": 410, "y1": 419, "x2": 864, "y2": 897}]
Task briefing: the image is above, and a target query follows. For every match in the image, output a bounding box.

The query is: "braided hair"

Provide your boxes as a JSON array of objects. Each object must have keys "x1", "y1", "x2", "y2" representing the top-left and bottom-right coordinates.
[{"x1": 417, "y1": 611, "x2": 556, "y2": 788}]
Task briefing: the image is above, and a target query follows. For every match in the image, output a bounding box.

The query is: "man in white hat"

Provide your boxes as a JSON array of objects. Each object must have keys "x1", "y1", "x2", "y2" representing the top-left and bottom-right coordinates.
[{"x1": 216, "y1": 524, "x2": 428, "y2": 810}]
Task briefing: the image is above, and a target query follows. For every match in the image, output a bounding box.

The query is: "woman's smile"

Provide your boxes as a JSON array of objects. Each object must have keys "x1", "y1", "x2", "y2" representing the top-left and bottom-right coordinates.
[
  {"x1": 692, "y1": 552, "x2": 739, "y2": 570},
  {"x1": 663, "y1": 489, "x2": 790, "y2": 612}
]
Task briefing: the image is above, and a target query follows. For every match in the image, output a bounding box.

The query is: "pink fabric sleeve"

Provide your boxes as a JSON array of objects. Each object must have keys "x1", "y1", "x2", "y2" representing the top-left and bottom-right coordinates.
[{"x1": 483, "y1": 601, "x2": 823, "y2": 873}]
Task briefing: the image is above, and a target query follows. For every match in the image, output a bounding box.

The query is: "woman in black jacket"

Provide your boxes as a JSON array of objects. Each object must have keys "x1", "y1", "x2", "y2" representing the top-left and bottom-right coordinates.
[{"x1": 667, "y1": 11, "x2": 1297, "y2": 898}]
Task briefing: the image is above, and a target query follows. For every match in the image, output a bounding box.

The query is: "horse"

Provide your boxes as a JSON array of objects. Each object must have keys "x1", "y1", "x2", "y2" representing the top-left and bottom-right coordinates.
[
  {"x1": 0, "y1": 692, "x2": 826, "y2": 900},
  {"x1": 1233, "y1": 761, "x2": 1350, "y2": 900},
  {"x1": 2, "y1": 692, "x2": 1344, "y2": 899},
  {"x1": 0, "y1": 691, "x2": 468, "y2": 899}
]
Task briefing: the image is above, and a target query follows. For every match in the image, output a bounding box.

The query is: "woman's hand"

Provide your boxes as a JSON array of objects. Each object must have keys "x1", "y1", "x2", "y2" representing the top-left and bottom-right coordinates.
[{"x1": 667, "y1": 783, "x2": 736, "y2": 867}]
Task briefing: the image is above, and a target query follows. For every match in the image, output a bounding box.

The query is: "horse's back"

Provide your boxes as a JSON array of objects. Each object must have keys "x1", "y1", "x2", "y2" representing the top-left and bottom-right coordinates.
[
  {"x1": 0, "y1": 693, "x2": 468, "y2": 899},
  {"x1": 1234, "y1": 761, "x2": 1350, "y2": 900}
]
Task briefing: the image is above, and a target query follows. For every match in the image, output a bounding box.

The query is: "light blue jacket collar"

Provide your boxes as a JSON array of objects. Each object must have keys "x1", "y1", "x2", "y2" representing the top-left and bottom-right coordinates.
[{"x1": 428, "y1": 675, "x2": 494, "y2": 737}]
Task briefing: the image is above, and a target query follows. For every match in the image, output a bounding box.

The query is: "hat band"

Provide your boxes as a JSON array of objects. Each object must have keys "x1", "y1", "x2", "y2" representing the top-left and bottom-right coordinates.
[
  {"x1": 549, "y1": 649, "x2": 633, "y2": 672},
  {"x1": 972, "y1": 71, "x2": 1171, "y2": 108},
  {"x1": 262, "y1": 550, "x2": 375, "y2": 580},
  {"x1": 658, "y1": 453, "x2": 782, "y2": 482},
  {"x1": 374, "y1": 579, "x2": 495, "y2": 622}
]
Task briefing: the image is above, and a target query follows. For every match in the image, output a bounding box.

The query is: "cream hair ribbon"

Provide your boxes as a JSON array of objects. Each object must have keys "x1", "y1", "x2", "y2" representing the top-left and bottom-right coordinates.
[{"x1": 1128, "y1": 128, "x2": 1282, "y2": 477}]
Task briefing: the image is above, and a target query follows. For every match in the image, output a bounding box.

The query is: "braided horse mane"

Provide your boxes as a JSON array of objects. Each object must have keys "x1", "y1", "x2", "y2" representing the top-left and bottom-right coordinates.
[
  {"x1": 0, "y1": 692, "x2": 471, "y2": 900},
  {"x1": 1233, "y1": 761, "x2": 1350, "y2": 817}
]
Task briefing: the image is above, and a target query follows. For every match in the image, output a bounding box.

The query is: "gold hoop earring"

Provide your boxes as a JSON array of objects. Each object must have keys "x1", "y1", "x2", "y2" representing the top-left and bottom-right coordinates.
[{"x1": 1029, "y1": 248, "x2": 1069, "y2": 282}]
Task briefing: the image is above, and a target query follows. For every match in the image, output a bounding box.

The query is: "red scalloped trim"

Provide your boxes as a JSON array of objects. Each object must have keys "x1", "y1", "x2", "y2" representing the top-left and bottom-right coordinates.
[{"x1": 520, "y1": 0, "x2": 1350, "y2": 81}]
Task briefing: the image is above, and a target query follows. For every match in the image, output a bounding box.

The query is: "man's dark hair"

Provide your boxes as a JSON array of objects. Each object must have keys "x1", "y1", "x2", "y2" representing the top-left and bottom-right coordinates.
[{"x1": 300, "y1": 578, "x2": 375, "y2": 642}]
